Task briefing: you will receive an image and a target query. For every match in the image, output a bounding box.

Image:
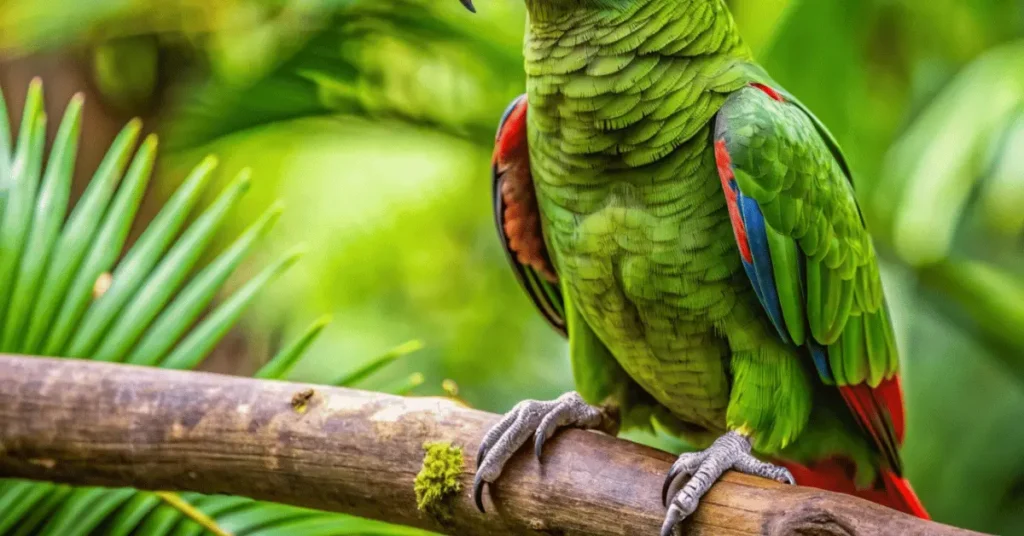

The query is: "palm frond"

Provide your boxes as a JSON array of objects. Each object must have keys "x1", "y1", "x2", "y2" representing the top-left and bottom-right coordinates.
[{"x1": 0, "y1": 81, "x2": 432, "y2": 535}]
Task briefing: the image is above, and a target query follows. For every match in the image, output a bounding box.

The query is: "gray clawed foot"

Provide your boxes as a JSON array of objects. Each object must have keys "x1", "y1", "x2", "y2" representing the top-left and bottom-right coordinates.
[
  {"x1": 659, "y1": 431, "x2": 794, "y2": 536},
  {"x1": 473, "y1": 391, "x2": 616, "y2": 513}
]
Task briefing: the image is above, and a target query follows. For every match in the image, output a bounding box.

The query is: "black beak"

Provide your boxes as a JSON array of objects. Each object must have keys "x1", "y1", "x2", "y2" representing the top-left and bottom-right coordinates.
[{"x1": 459, "y1": 0, "x2": 476, "y2": 12}]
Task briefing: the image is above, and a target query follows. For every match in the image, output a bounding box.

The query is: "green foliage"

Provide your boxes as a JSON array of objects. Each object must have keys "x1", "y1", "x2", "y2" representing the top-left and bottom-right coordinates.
[{"x1": 0, "y1": 81, "x2": 430, "y2": 535}]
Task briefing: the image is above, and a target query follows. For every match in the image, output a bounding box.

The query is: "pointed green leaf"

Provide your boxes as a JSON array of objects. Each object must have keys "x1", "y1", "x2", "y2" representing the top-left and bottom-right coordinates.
[
  {"x1": 86, "y1": 170, "x2": 251, "y2": 361},
  {"x1": 37, "y1": 487, "x2": 108, "y2": 536},
  {"x1": 0, "y1": 85, "x2": 12, "y2": 215},
  {"x1": 159, "y1": 247, "x2": 303, "y2": 370},
  {"x1": 0, "y1": 483, "x2": 54, "y2": 534},
  {"x1": 39, "y1": 487, "x2": 135, "y2": 536},
  {"x1": 11, "y1": 485, "x2": 72, "y2": 536},
  {"x1": 0, "y1": 481, "x2": 37, "y2": 533},
  {"x1": 1, "y1": 95, "x2": 83, "y2": 351},
  {"x1": 102, "y1": 493, "x2": 162, "y2": 536},
  {"x1": 126, "y1": 202, "x2": 282, "y2": 365},
  {"x1": 374, "y1": 372, "x2": 426, "y2": 396},
  {"x1": 254, "y1": 315, "x2": 331, "y2": 380},
  {"x1": 213, "y1": 502, "x2": 310, "y2": 534},
  {"x1": 170, "y1": 495, "x2": 254, "y2": 536},
  {"x1": 154, "y1": 492, "x2": 231, "y2": 536},
  {"x1": 60, "y1": 155, "x2": 218, "y2": 358},
  {"x1": 190, "y1": 495, "x2": 256, "y2": 518},
  {"x1": 333, "y1": 340, "x2": 424, "y2": 387},
  {"x1": 246, "y1": 514, "x2": 432, "y2": 536},
  {"x1": 23, "y1": 119, "x2": 141, "y2": 354},
  {"x1": 0, "y1": 86, "x2": 46, "y2": 338},
  {"x1": 134, "y1": 502, "x2": 189, "y2": 536},
  {"x1": 48, "y1": 134, "x2": 157, "y2": 357}
]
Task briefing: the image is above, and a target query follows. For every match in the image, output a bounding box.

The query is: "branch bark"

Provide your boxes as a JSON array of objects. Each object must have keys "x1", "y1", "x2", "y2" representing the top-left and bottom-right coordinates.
[{"x1": 0, "y1": 355, "x2": 984, "y2": 536}]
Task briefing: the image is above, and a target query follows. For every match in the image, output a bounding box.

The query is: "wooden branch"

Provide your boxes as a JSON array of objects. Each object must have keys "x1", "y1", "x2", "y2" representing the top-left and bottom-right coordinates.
[{"x1": 0, "y1": 355, "x2": 983, "y2": 536}]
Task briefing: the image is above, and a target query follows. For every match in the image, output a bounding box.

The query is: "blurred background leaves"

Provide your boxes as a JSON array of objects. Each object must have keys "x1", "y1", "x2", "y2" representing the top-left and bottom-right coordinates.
[{"x1": 0, "y1": 0, "x2": 1023, "y2": 534}]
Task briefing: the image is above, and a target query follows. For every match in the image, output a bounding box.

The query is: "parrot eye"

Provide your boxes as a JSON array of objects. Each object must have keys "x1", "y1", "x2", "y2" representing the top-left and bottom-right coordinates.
[{"x1": 459, "y1": 0, "x2": 476, "y2": 12}]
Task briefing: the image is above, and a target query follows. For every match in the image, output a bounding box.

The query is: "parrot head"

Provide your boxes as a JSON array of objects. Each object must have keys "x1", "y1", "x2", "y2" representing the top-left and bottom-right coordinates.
[{"x1": 458, "y1": 0, "x2": 640, "y2": 15}]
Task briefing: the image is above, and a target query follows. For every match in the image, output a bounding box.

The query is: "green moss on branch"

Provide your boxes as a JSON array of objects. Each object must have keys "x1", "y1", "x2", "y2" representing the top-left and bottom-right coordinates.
[{"x1": 414, "y1": 441, "x2": 464, "y2": 525}]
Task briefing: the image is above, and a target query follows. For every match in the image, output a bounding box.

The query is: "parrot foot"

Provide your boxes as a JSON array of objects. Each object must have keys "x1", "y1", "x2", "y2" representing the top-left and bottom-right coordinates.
[
  {"x1": 473, "y1": 391, "x2": 618, "y2": 513},
  {"x1": 659, "y1": 431, "x2": 794, "y2": 536}
]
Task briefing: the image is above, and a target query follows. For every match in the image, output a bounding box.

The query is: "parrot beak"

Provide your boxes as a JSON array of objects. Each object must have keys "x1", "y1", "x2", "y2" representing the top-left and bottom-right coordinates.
[{"x1": 459, "y1": 0, "x2": 476, "y2": 12}]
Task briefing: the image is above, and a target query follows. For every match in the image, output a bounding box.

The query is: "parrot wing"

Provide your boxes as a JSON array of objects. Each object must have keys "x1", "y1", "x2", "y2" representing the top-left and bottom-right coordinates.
[
  {"x1": 492, "y1": 94, "x2": 566, "y2": 337},
  {"x1": 712, "y1": 82, "x2": 929, "y2": 516}
]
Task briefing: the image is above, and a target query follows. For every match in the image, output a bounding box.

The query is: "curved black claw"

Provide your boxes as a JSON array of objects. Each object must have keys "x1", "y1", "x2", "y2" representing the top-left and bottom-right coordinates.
[
  {"x1": 473, "y1": 392, "x2": 613, "y2": 514},
  {"x1": 533, "y1": 405, "x2": 565, "y2": 459},
  {"x1": 660, "y1": 431, "x2": 794, "y2": 536},
  {"x1": 475, "y1": 440, "x2": 488, "y2": 470},
  {"x1": 661, "y1": 475, "x2": 673, "y2": 509},
  {"x1": 459, "y1": 0, "x2": 476, "y2": 13},
  {"x1": 534, "y1": 433, "x2": 547, "y2": 460},
  {"x1": 473, "y1": 474, "x2": 486, "y2": 513}
]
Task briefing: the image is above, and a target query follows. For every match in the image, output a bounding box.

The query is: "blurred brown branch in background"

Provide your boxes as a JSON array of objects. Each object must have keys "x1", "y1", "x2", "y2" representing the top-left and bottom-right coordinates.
[{"x1": 0, "y1": 355, "x2": 986, "y2": 536}]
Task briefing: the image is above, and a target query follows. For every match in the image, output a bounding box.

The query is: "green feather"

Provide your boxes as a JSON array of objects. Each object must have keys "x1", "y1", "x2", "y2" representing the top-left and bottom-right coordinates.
[
  {"x1": 863, "y1": 310, "x2": 889, "y2": 386},
  {"x1": 806, "y1": 258, "x2": 824, "y2": 340},
  {"x1": 837, "y1": 313, "x2": 866, "y2": 385},
  {"x1": 765, "y1": 225, "x2": 805, "y2": 346},
  {"x1": 824, "y1": 275, "x2": 855, "y2": 343}
]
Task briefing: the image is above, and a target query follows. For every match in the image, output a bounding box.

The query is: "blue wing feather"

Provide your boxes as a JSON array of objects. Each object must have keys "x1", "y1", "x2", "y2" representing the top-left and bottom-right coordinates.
[
  {"x1": 808, "y1": 339, "x2": 835, "y2": 384},
  {"x1": 738, "y1": 191, "x2": 790, "y2": 344}
]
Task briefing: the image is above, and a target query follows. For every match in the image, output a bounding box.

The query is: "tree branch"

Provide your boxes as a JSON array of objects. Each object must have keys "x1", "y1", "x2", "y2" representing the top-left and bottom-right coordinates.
[{"x1": 0, "y1": 355, "x2": 984, "y2": 536}]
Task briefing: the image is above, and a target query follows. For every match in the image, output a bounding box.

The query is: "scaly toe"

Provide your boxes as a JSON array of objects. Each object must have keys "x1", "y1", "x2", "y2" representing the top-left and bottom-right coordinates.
[
  {"x1": 476, "y1": 405, "x2": 524, "y2": 469},
  {"x1": 661, "y1": 431, "x2": 753, "y2": 532},
  {"x1": 473, "y1": 392, "x2": 613, "y2": 514},
  {"x1": 661, "y1": 452, "x2": 703, "y2": 506},
  {"x1": 734, "y1": 453, "x2": 795, "y2": 485}
]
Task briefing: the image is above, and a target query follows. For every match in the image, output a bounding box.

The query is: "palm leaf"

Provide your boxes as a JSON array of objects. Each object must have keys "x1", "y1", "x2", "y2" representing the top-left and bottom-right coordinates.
[{"x1": 0, "y1": 81, "x2": 432, "y2": 535}]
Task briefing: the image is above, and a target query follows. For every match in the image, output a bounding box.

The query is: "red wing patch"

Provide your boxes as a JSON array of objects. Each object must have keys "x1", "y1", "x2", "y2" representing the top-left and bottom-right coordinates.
[
  {"x1": 751, "y1": 82, "x2": 785, "y2": 102},
  {"x1": 493, "y1": 98, "x2": 527, "y2": 164},
  {"x1": 714, "y1": 140, "x2": 753, "y2": 264},
  {"x1": 494, "y1": 99, "x2": 557, "y2": 282}
]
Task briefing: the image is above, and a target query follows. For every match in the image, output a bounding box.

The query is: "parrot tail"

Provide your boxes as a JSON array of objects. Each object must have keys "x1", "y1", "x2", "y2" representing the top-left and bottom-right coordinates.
[
  {"x1": 780, "y1": 458, "x2": 930, "y2": 519},
  {"x1": 880, "y1": 469, "x2": 930, "y2": 519}
]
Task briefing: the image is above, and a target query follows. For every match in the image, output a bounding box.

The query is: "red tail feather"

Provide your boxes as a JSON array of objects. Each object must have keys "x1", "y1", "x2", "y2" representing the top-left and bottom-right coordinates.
[
  {"x1": 812, "y1": 376, "x2": 927, "y2": 518},
  {"x1": 881, "y1": 469, "x2": 930, "y2": 519},
  {"x1": 781, "y1": 459, "x2": 929, "y2": 519},
  {"x1": 874, "y1": 375, "x2": 906, "y2": 444}
]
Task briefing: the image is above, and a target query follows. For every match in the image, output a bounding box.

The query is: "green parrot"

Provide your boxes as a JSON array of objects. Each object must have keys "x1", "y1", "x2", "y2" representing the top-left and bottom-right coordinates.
[{"x1": 459, "y1": 0, "x2": 929, "y2": 532}]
